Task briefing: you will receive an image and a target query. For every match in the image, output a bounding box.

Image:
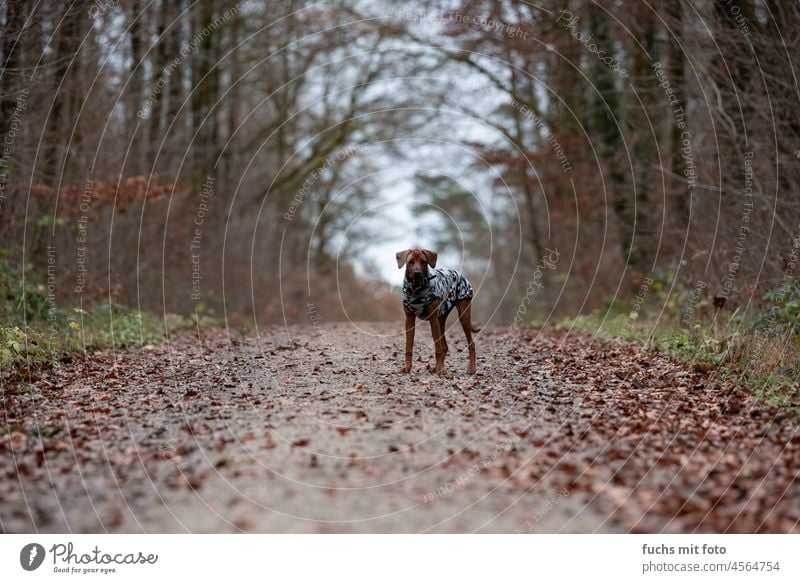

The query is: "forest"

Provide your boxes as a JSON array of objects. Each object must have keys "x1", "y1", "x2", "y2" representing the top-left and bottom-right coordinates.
[
  {"x1": 1, "y1": 0, "x2": 799, "y2": 535},
  {"x1": 3, "y1": 1, "x2": 799, "y2": 333}
]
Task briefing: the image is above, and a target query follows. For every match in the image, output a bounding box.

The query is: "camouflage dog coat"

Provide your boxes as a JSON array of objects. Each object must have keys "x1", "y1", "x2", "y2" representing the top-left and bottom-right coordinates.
[{"x1": 402, "y1": 268, "x2": 474, "y2": 320}]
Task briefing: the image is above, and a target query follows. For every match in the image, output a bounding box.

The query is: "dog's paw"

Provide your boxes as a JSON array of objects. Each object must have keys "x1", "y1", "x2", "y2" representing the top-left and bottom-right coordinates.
[
  {"x1": 400, "y1": 365, "x2": 411, "y2": 374},
  {"x1": 467, "y1": 364, "x2": 477, "y2": 375}
]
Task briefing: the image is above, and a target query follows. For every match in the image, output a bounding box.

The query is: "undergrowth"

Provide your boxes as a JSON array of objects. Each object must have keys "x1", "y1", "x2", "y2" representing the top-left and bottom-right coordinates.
[
  {"x1": 0, "y1": 250, "x2": 220, "y2": 381},
  {"x1": 552, "y1": 268, "x2": 800, "y2": 411}
]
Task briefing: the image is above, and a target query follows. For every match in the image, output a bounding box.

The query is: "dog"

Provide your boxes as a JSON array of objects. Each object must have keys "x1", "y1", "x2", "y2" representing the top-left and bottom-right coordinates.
[{"x1": 396, "y1": 249, "x2": 479, "y2": 375}]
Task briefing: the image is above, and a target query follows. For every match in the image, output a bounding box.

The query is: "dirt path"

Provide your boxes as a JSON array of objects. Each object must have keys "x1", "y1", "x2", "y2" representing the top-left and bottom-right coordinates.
[{"x1": 1, "y1": 323, "x2": 798, "y2": 533}]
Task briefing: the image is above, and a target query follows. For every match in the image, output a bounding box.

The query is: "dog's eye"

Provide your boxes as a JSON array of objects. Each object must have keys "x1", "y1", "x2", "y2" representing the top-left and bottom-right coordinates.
[{"x1": 421, "y1": 260, "x2": 427, "y2": 265}]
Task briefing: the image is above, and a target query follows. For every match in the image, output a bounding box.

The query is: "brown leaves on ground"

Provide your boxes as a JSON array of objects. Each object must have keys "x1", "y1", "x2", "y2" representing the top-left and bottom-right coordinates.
[
  {"x1": 0, "y1": 324, "x2": 797, "y2": 533},
  {"x1": 513, "y1": 329, "x2": 800, "y2": 533}
]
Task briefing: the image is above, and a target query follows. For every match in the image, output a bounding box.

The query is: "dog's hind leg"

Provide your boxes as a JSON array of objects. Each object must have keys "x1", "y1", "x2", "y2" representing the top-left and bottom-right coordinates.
[{"x1": 456, "y1": 300, "x2": 476, "y2": 374}]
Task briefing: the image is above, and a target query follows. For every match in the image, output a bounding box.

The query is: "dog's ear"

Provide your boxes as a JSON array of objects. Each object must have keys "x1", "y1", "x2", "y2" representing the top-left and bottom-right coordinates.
[
  {"x1": 421, "y1": 249, "x2": 437, "y2": 268},
  {"x1": 395, "y1": 249, "x2": 412, "y2": 268}
]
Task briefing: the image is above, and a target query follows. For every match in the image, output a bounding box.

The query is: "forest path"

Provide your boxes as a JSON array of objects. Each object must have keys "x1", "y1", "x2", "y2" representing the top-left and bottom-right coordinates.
[{"x1": 2, "y1": 323, "x2": 797, "y2": 533}]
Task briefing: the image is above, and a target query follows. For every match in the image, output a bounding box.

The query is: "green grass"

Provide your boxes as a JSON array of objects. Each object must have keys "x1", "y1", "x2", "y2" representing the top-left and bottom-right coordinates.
[
  {"x1": 0, "y1": 246, "x2": 228, "y2": 381},
  {"x1": 1, "y1": 302, "x2": 219, "y2": 381}
]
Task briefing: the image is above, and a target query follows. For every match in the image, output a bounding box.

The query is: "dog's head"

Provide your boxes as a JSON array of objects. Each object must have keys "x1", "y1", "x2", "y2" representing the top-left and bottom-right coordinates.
[{"x1": 396, "y1": 249, "x2": 437, "y2": 288}]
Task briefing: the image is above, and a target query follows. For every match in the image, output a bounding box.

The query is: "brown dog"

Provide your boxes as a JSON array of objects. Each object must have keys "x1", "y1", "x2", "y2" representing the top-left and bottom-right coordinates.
[{"x1": 397, "y1": 249, "x2": 479, "y2": 375}]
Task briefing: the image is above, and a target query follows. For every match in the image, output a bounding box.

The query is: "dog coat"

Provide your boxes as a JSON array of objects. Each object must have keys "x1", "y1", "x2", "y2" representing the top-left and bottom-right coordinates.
[{"x1": 402, "y1": 268, "x2": 474, "y2": 320}]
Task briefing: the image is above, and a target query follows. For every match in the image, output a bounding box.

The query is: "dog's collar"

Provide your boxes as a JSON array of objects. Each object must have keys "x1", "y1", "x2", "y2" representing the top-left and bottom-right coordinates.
[{"x1": 403, "y1": 272, "x2": 436, "y2": 295}]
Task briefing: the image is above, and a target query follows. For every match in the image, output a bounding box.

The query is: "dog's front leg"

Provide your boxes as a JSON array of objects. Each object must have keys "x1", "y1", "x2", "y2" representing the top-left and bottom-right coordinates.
[
  {"x1": 402, "y1": 311, "x2": 415, "y2": 373},
  {"x1": 429, "y1": 313, "x2": 446, "y2": 375}
]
